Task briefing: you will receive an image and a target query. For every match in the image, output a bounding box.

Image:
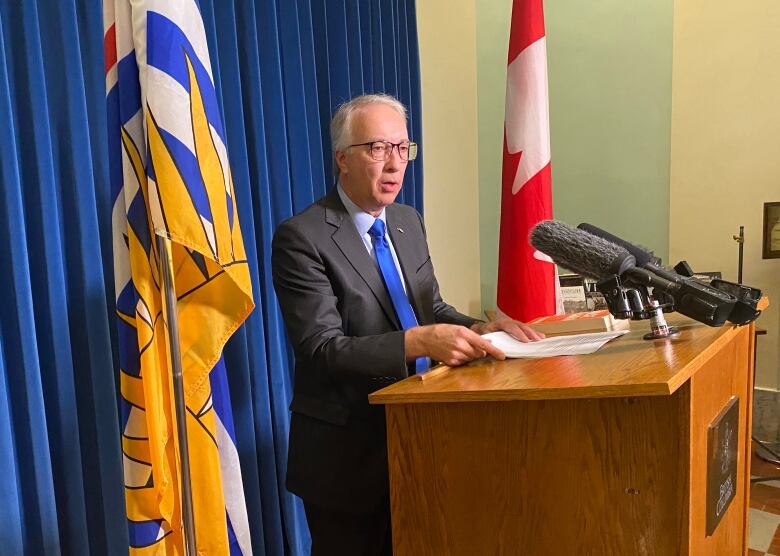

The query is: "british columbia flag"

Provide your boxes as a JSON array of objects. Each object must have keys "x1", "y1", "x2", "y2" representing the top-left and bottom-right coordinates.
[{"x1": 104, "y1": 0, "x2": 255, "y2": 553}]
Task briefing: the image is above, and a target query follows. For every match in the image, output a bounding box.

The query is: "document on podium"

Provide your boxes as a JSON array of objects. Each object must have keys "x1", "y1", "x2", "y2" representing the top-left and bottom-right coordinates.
[{"x1": 482, "y1": 329, "x2": 629, "y2": 358}]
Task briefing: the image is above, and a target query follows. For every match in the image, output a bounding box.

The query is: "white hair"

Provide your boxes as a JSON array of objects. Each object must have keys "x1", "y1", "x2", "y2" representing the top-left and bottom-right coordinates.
[{"x1": 330, "y1": 94, "x2": 408, "y2": 156}]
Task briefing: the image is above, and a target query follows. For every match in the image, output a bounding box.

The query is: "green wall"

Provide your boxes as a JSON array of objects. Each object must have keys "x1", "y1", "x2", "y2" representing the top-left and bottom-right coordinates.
[{"x1": 477, "y1": 0, "x2": 674, "y2": 312}]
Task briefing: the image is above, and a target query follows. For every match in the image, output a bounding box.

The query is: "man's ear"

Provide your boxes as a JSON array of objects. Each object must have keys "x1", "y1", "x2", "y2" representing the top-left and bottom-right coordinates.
[{"x1": 335, "y1": 149, "x2": 349, "y2": 175}]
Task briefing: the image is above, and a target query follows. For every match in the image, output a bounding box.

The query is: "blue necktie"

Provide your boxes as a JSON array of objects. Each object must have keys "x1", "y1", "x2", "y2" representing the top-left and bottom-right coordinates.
[{"x1": 368, "y1": 219, "x2": 428, "y2": 373}]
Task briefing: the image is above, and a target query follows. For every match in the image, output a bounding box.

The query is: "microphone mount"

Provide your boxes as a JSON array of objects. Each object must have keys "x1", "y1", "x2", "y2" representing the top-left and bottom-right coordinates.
[
  {"x1": 595, "y1": 261, "x2": 762, "y2": 340},
  {"x1": 595, "y1": 274, "x2": 680, "y2": 339}
]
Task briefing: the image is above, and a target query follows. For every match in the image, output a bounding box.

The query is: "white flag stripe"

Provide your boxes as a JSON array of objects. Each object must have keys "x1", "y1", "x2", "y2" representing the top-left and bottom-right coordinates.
[
  {"x1": 149, "y1": 0, "x2": 214, "y2": 82},
  {"x1": 122, "y1": 106, "x2": 144, "y2": 139},
  {"x1": 106, "y1": 64, "x2": 118, "y2": 94},
  {"x1": 103, "y1": 0, "x2": 115, "y2": 34},
  {"x1": 120, "y1": 139, "x2": 142, "y2": 207},
  {"x1": 122, "y1": 5, "x2": 150, "y2": 124},
  {"x1": 201, "y1": 216, "x2": 217, "y2": 255},
  {"x1": 135, "y1": 298, "x2": 151, "y2": 326},
  {"x1": 124, "y1": 406, "x2": 149, "y2": 439},
  {"x1": 146, "y1": 176, "x2": 164, "y2": 237},
  {"x1": 209, "y1": 123, "x2": 232, "y2": 196},
  {"x1": 216, "y1": 414, "x2": 253, "y2": 556},
  {"x1": 123, "y1": 454, "x2": 152, "y2": 488},
  {"x1": 111, "y1": 194, "x2": 132, "y2": 299},
  {"x1": 146, "y1": 65, "x2": 197, "y2": 153},
  {"x1": 505, "y1": 36, "x2": 551, "y2": 195},
  {"x1": 112, "y1": 0, "x2": 135, "y2": 63},
  {"x1": 533, "y1": 250, "x2": 554, "y2": 263}
]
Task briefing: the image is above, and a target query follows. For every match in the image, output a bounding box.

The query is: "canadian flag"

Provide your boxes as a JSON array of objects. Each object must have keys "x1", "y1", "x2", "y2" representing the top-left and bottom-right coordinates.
[{"x1": 497, "y1": 0, "x2": 556, "y2": 322}]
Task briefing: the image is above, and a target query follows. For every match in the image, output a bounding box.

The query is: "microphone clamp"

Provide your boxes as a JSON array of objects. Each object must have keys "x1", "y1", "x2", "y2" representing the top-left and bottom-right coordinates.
[{"x1": 595, "y1": 262, "x2": 761, "y2": 340}]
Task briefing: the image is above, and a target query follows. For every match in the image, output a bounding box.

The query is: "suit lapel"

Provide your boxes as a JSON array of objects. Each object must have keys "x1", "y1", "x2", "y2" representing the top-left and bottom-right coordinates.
[
  {"x1": 324, "y1": 190, "x2": 400, "y2": 328},
  {"x1": 386, "y1": 205, "x2": 430, "y2": 325}
]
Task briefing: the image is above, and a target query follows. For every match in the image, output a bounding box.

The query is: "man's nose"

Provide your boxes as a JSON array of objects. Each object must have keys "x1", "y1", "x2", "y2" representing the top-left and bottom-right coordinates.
[{"x1": 384, "y1": 147, "x2": 402, "y2": 170}]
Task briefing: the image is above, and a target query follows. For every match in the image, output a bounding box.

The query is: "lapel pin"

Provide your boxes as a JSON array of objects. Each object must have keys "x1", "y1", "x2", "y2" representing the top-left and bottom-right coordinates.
[{"x1": 397, "y1": 227, "x2": 404, "y2": 233}]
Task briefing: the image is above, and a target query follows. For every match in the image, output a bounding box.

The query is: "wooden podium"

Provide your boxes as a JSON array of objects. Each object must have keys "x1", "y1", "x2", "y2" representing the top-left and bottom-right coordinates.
[{"x1": 369, "y1": 319, "x2": 756, "y2": 555}]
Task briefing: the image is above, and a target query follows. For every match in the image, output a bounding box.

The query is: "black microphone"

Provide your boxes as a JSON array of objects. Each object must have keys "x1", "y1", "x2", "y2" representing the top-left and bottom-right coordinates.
[
  {"x1": 577, "y1": 223, "x2": 660, "y2": 267},
  {"x1": 531, "y1": 219, "x2": 746, "y2": 326},
  {"x1": 574, "y1": 221, "x2": 743, "y2": 325},
  {"x1": 577, "y1": 222, "x2": 687, "y2": 286},
  {"x1": 576, "y1": 222, "x2": 733, "y2": 299},
  {"x1": 529, "y1": 220, "x2": 636, "y2": 280}
]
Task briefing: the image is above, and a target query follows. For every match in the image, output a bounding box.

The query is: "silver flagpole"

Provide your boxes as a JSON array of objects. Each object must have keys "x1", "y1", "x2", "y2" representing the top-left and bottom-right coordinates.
[{"x1": 157, "y1": 233, "x2": 197, "y2": 556}]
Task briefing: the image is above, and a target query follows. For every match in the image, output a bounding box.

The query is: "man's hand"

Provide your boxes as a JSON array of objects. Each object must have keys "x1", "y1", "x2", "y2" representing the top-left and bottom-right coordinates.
[
  {"x1": 404, "y1": 324, "x2": 506, "y2": 367},
  {"x1": 470, "y1": 317, "x2": 545, "y2": 342}
]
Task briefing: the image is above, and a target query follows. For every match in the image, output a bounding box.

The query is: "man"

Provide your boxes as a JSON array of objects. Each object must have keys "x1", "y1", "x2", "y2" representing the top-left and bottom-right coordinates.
[{"x1": 272, "y1": 94, "x2": 542, "y2": 555}]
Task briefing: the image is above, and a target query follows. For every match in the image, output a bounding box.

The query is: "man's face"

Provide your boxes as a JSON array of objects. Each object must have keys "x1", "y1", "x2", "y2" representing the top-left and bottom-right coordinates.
[{"x1": 336, "y1": 104, "x2": 409, "y2": 216}]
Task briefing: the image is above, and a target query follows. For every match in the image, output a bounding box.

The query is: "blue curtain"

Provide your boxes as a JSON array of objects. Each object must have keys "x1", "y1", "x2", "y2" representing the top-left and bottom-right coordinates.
[{"x1": 0, "y1": 0, "x2": 422, "y2": 554}]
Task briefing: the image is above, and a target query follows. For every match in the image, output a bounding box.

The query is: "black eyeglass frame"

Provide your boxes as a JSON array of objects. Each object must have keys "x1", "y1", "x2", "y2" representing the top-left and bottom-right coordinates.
[{"x1": 346, "y1": 140, "x2": 418, "y2": 161}]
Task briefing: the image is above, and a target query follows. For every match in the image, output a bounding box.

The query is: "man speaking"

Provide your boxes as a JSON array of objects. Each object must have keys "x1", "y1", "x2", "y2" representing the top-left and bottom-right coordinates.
[{"x1": 272, "y1": 94, "x2": 542, "y2": 555}]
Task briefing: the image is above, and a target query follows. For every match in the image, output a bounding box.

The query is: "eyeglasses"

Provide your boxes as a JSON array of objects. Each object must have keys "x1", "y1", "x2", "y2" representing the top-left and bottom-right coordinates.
[{"x1": 347, "y1": 140, "x2": 418, "y2": 162}]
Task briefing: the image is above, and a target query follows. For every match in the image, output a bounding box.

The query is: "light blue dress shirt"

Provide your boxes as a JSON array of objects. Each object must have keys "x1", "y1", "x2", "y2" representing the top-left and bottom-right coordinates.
[
  {"x1": 337, "y1": 184, "x2": 410, "y2": 294},
  {"x1": 337, "y1": 184, "x2": 431, "y2": 370}
]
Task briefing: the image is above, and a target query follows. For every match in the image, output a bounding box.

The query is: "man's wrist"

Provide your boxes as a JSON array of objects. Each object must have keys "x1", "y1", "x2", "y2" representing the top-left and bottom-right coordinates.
[{"x1": 404, "y1": 326, "x2": 425, "y2": 361}]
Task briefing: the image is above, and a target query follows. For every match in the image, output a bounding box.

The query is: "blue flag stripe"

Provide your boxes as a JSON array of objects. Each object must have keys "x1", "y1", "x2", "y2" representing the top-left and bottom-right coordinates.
[
  {"x1": 115, "y1": 281, "x2": 136, "y2": 317},
  {"x1": 117, "y1": 53, "x2": 142, "y2": 125},
  {"x1": 156, "y1": 126, "x2": 214, "y2": 224},
  {"x1": 147, "y1": 12, "x2": 225, "y2": 142},
  {"x1": 106, "y1": 85, "x2": 124, "y2": 203},
  {"x1": 209, "y1": 357, "x2": 237, "y2": 445},
  {"x1": 117, "y1": 319, "x2": 141, "y2": 377}
]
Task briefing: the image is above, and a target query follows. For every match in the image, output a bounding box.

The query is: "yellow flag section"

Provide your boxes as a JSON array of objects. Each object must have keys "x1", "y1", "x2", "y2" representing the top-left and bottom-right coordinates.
[
  {"x1": 146, "y1": 54, "x2": 253, "y2": 401},
  {"x1": 105, "y1": 3, "x2": 254, "y2": 553}
]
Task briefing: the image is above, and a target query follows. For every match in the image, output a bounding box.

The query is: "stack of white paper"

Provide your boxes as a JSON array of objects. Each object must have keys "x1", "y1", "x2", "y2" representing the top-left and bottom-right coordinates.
[{"x1": 482, "y1": 330, "x2": 628, "y2": 359}]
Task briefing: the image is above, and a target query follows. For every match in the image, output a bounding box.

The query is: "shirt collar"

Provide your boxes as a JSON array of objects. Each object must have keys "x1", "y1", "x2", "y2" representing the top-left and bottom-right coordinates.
[{"x1": 337, "y1": 183, "x2": 386, "y2": 236}]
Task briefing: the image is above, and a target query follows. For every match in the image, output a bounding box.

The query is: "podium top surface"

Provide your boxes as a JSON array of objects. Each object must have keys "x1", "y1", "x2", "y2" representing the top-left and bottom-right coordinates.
[{"x1": 369, "y1": 318, "x2": 749, "y2": 405}]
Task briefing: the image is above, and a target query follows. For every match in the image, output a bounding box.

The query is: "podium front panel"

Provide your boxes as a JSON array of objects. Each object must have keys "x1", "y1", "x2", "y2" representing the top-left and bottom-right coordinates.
[{"x1": 383, "y1": 324, "x2": 754, "y2": 555}]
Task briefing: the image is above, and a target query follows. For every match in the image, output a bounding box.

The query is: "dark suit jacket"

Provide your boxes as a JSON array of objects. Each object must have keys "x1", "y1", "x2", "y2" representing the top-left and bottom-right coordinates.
[{"x1": 272, "y1": 188, "x2": 478, "y2": 513}]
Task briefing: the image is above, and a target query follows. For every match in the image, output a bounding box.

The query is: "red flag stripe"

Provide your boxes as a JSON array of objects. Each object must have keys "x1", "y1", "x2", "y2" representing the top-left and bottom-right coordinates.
[
  {"x1": 104, "y1": 23, "x2": 117, "y2": 75},
  {"x1": 507, "y1": 0, "x2": 546, "y2": 63}
]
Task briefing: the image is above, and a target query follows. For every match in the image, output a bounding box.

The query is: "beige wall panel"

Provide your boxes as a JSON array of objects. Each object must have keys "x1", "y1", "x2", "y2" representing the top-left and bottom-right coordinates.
[
  {"x1": 670, "y1": 0, "x2": 780, "y2": 388},
  {"x1": 416, "y1": 0, "x2": 481, "y2": 318}
]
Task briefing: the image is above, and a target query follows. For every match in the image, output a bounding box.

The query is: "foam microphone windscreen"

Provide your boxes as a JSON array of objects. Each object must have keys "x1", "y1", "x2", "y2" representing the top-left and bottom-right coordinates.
[{"x1": 530, "y1": 220, "x2": 636, "y2": 279}]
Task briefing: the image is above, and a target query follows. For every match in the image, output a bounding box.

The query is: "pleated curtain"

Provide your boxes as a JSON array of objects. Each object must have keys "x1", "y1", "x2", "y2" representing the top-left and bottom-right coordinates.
[{"x1": 0, "y1": 0, "x2": 422, "y2": 554}]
